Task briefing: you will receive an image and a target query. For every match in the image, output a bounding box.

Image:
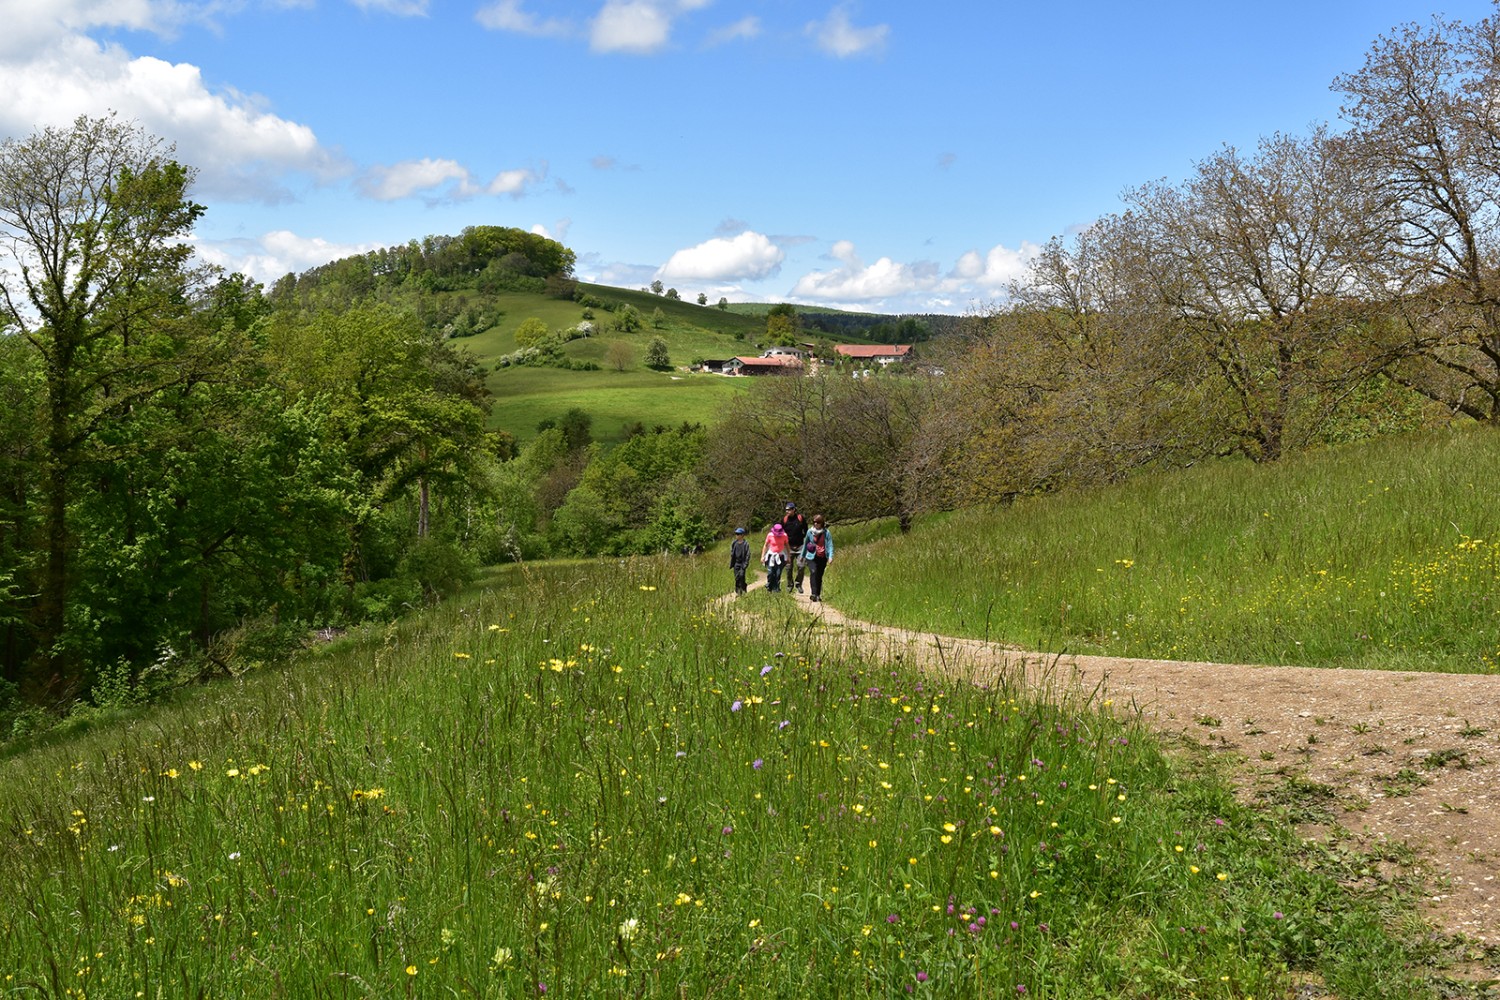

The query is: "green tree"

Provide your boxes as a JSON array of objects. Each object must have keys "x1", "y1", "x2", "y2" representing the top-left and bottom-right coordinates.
[
  {"x1": 651, "y1": 306, "x2": 666, "y2": 329},
  {"x1": 615, "y1": 305, "x2": 643, "y2": 333},
  {"x1": 650, "y1": 280, "x2": 664, "y2": 295},
  {"x1": 718, "y1": 297, "x2": 730, "y2": 310},
  {"x1": 697, "y1": 292, "x2": 708, "y2": 305},
  {"x1": 514, "y1": 316, "x2": 549, "y2": 347},
  {"x1": 665, "y1": 287, "x2": 680, "y2": 301},
  {"x1": 766, "y1": 303, "x2": 800, "y2": 346},
  {"x1": 645, "y1": 336, "x2": 672, "y2": 370},
  {"x1": 0, "y1": 115, "x2": 206, "y2": 690}
]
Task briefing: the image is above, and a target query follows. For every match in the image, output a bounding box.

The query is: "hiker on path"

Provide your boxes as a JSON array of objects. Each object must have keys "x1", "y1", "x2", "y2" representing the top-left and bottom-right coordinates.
[
  {"x1": 729, "y1": 527, "x2": 751, "y2": 594},
  {"x1": 802, "y1": 514, "x2": 834, "y2": 602},
  {"x1": 778, "y1": 501, "x2": 809, "y2": 593},
  {"x1": 761, "y1": 523, "x2": 791, "y2": 592}
]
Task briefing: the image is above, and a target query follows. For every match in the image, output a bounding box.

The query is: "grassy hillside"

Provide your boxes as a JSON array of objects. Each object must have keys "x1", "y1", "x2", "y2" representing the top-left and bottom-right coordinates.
[
  {"x1": 454, "y1": 284, "x2": 773, "y2": 445},
  {"x1": 0, "y1": 556, "x2": 1442, "y2": 997},
  {"x1": 832, "y1": 424, "x2": 1500, "y2": 673}
]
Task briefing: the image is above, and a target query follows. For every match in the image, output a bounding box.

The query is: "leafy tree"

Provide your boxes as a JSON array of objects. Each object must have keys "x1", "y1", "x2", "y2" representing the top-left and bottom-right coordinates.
[
  {"x1": 615, "y1": 305, "x2": 643, "y2": 333},
  {"x1": 651, "y1": 306, "x2": 666, "y2": 329},
  {"x1": 645, "y1": 336, "x2": 672, "y2": 370},
  {"x1": 766, "y1": 303, "x2": 800, "y2": 346},
  {"x1": 718, "y1": 297, "x2": 730, "y2": 310},
  {"x1": 0, "y1": 115, "x2": 207, "y2": 690},
  {"x1": 697, "y1": 292, "x2": 708, "y2": 306},
  {"x1": 665, "y1": 287, "x2": 680, "y2": 301},
  {"x1": 557, "y1": 408, "x2": 593, "y2": 451},
  {"x1": 650, "y1": 280, "x2": 664, "y2": 295},
  {"x1": 514, "y1": 317, "x2": 549, "y2": 347}
]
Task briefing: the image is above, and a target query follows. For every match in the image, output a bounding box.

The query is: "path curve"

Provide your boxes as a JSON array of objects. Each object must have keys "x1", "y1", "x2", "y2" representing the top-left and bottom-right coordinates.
[{"x1": 725, "y1": 584, "x2": 1500, "y2": 946}]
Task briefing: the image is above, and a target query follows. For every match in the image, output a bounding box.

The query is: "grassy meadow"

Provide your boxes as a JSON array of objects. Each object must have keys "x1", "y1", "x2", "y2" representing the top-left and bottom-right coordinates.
[
  {"x1": 485, "y1": 367, "x2": 750, "y2": 446},
  {"x1": 0, "y1": 555, "x2": 1449, "y2": 998},
  {"x1": 834, "y1": 426, "x2": 1500, "y2": 672},
  {"x1": 455, "y1": 283, "x2": 765, "y2": 444}
]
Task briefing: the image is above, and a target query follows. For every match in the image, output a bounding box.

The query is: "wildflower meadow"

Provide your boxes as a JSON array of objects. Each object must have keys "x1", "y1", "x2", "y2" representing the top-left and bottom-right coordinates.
[{"x1": 0, "y1": 555, "x2": 1437, "y2": 998}]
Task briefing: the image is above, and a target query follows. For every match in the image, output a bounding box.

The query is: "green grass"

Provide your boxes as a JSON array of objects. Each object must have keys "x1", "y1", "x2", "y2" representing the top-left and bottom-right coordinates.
[
  {"x1": 0, "y1": 557, "x2": 1449, "y2": 997},
  {"x1": 833, "y1": 425, "x2": 1500, "y2": 672},
  {"x1": 487, "y1": 367, "x2": 750, "y2": 444},
  {"x1": 452, "y1": 283, "x2": 768, "y2": 444}
]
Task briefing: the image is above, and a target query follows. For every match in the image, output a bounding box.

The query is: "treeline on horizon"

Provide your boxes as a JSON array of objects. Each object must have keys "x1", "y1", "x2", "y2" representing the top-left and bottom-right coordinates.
[{"x1": 4, "y1": 8, "x2": 1500, "y2": 725}]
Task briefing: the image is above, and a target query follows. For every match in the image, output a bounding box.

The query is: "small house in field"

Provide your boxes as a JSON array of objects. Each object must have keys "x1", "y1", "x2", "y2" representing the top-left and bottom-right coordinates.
[
  {"x1": 725, "y1": 354, "x2": 804, "y2": 376},
  {"x1": 761, "y1": 346, "x2": 804, "y2": 360},
  {"x1": 833, "y1": 344, "x2": 912, "y2": 365}
]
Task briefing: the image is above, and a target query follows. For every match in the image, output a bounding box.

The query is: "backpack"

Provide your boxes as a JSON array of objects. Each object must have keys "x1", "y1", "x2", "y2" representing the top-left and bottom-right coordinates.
[{"x1": 805, "y1": 530, "x2": 826, "y2": 560}]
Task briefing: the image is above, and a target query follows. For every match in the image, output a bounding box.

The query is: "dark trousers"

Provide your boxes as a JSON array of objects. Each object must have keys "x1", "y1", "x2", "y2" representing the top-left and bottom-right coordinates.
[
  {"x1": 733, "y1": 566, "x2": 747, "y2": 593},
  {"x1": 789, "y1": 555, "x2": 806, "y2": 590},
  {"x1": 766, "y1": 559, "x2": 785, "y2": 591},
  {"x1": 808, "y1": 557, "x2": 827, "y2": 599}
]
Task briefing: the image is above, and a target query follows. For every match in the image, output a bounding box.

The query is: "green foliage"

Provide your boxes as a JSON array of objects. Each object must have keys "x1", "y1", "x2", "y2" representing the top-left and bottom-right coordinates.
[
  {"x1": 645, "y1": 335, "x2": 672, "y2": 370},
  {"x1": 514, "y1": 316, "x2": 549, "y2": 347},
  {"x1": 616, "y1": 304, "x2": 643, "y2": 333}
]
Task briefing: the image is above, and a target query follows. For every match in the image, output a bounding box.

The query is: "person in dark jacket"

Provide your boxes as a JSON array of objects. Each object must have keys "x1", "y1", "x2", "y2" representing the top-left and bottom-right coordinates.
[
  {"x1": 778, "y1": 501, "x2": 809, "y2": 593},
  {"x1": 802, "y1": 514, "x2": 835, "y2": 602},
  {"x1": 729, "y1": 527, "x2": 750, "y2": 594}
]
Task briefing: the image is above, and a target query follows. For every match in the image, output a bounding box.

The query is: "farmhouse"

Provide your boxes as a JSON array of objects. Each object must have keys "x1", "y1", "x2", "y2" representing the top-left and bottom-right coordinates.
[
  {"x1": 833, "y1": 344, "x2": 912, "y2": 365},
  {"x1": 724, "y1": 354, "x2": 804, "y2": 376}
]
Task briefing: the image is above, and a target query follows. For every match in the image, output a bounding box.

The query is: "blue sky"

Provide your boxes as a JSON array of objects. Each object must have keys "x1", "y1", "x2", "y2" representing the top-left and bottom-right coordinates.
[{"x1": 3, "y1": 1, "x2": 1493, "y2": 314}]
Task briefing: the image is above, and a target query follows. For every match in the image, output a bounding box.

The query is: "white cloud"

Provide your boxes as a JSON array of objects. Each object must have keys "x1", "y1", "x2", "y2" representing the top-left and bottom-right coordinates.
[
  {"x1": 658, "y1": 231, "x2": 785, "y2": 281},
  {"x1": 531, "y1": 218, "x2": 572, "y2": 243},
  {"x1": 947, "y1": 242, "x2": 1041, "y2": 290},
  {"x1": 590, "y1": 0, "x2": 672, "y2": 54},
  {"x1": 349, "y1": 0, "x2": 429, "y2": 15},
  {"x1": 356, "y1": 158, "x2": 541, "y2": 201},
  {"x1": 791, "y1": 240, "x2": 930, "y2": 303},
  {"x1": 704, "y1": 15, "x2": 759, "y2": 47},
  {"x1": 807, "y1": 4, "x2": 888, "y2": 58},
  {"x1": 0, "y1": 31, "x2": 341, "y2": 203},
  {"x1": 190, "y1": 229, "x2": 387, "y2": 283},
  {"x1": 475, "y1": 0, "x2": 572, "y2": 37},
  {"x1": 0, "y1": 3, "x2": 341, "y2": 201}
]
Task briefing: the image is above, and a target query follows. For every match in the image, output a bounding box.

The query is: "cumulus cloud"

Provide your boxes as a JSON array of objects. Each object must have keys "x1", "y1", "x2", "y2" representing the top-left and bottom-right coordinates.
[
  {"x1": 475, "y1": 0, "x2": 572, "y2": 37},
  {"x1": 791, "y1": 240, "x2": 932, "y2": 303},
  {"x1": 0, "y1": 7, "x2": 343, "y2": 202},
  {"x1": 947, "y1": 242, "x2": 1042, "y2": 290},
  {"x1": 658, "y1": 231, "x2": 785, "y2": 282},
  {"x1": 190, "y1": 229, "x2": 387, "y2": 283},
  {"x1": 806, "y1": 4, "x2": 888, "y2": 58},
  {"x1": 590, "y1": 1, "x2": 672, "y2": 54},
  {"x1": 355, "y1": 158, "x2": 541, "y2": 201}
]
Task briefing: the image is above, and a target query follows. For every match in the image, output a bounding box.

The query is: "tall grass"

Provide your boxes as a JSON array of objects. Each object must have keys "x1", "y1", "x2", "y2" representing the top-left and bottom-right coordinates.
[
  {"x1": 836, "y1": 426, "x2": 1500, "y2": 672},
  {"x1": 0, "y1": 558, "x2": 1437, "y2": 997}
]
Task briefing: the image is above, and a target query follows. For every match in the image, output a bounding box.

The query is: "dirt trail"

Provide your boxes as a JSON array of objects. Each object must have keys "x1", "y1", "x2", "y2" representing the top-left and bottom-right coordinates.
[{"x1": 729, "y1": 586, "x2": 1500, "y2": 947}]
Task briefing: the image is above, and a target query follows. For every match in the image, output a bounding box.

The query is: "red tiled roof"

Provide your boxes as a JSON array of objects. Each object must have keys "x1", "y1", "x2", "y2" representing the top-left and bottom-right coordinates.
[
  {"x1": 834, "y1": 344, "x2": 911, "y2": 358},
  {"x1": 733, "y1": 355, "x2": 802, "y2": 367}
]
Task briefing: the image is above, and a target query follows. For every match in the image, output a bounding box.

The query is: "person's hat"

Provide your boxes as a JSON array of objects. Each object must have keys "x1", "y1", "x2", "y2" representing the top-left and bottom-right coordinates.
[
  {"x1": 771, "y1": 523, "x2": 785, "y2": 535},
  {"x1": 734, "y1": 527, "x2": 746, "y2": 535},
  {"x1": 785, "y1": 501, "x2": 796, "y2": 510}
]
